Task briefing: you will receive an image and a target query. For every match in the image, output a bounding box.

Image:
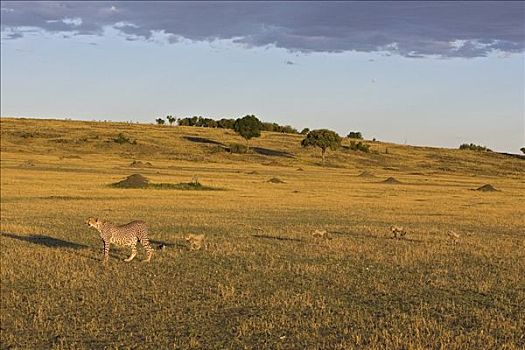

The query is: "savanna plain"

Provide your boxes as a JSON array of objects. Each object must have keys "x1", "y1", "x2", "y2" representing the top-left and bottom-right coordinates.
[{"x1": 1, "y1": 118, "x2": 524, "y2": 349}]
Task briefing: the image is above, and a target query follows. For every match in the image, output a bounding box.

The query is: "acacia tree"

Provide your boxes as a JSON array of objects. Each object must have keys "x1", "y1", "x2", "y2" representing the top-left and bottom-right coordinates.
[
  {"x1": 521, "y1": 147, "x2": 525, "y2": 155},
  {"x1": 233, "y1": 115, "x2": 263, "y2": 149},
  {"x1": 156, "y1": 118, "x2": 165, "y2": 125},
  {"x1": 301, "y1": 129, "x2": 342, "y2": 164},
  {"x1": 166, "y1": 115, "x2": 176, "y2": 126}
]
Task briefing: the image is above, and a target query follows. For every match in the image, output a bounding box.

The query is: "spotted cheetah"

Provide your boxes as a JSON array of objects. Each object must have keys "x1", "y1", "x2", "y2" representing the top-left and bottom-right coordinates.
[{"x1": 86, "y1": 217, "x2": 154, "y2": 263}]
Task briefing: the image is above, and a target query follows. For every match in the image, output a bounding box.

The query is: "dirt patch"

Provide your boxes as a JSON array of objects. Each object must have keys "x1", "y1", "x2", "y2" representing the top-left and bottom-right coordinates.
[
  {"x1": 247, "y1": 170, "x2": 259, "y2": 175},
  {"x1": 358, "y1": 171, "x2": 375, "y2": 177},
  {"x1": 381, "y1": 177, "x2": 402, "y2": 184},
  {"x1": 129, "y1": 160, "x2": 153, "y2": 168},
  {"x1": 296, "y1": 167, "x2": 304, "y2": 171},
  {"x1": 112, "y1": 174, "x2": 150, "y2": 188},
  {"x1": 268, "y1": 177, "x2": 286, "y2": 184},
  {"x1": 475, "y1": 184, "x2": 499, "y2": 192}
]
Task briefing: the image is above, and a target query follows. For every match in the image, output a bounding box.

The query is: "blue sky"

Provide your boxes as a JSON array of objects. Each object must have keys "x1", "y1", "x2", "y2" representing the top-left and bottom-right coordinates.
[{"x1": 1, "y1": 1, "x2": 524, "y2": 152}]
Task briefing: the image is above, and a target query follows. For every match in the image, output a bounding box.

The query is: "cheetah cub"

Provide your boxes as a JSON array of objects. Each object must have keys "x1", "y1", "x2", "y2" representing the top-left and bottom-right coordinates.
[
  {"x1": 312, "y1": 229, "x2": 331, "y2": 240},
  {"x1": 390, "y1": 225, "x2": 406, "y2": 239},
  {"x1": 185, "y1": 234, "x2": 207, "y2": 251},
  {"x1": 447, "y1": 230, "x2": 460, "y2": 244},
  {"x1": 86, "y1": 217, "x2": 154, "y2": 264}
]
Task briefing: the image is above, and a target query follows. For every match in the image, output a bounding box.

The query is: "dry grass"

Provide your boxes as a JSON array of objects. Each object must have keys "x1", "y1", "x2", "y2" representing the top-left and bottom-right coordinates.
[{"x1": 1, "y1": 118, "x2": 524, "y2": 349}]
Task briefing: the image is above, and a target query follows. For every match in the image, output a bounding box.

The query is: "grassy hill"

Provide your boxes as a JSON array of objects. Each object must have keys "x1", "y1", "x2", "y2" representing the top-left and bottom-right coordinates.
[
  {"x1": 1, "y1": 117, "x2": 523, "y2": 176},
  {"x1": 1, "y1": 117, "x2": 524, "y2": 349}
]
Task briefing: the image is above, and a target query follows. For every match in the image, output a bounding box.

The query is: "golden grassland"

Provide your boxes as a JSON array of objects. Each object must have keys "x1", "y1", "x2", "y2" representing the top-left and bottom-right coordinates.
[{"x1": 1, "y1": 117, "x2": 524, "y2": 349}]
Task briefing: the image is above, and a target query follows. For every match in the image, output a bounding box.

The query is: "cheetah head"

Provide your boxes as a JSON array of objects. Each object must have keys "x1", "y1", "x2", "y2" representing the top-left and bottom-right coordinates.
[{"x1": 86, "y1": 217, "x2": 101, "y2": 229}]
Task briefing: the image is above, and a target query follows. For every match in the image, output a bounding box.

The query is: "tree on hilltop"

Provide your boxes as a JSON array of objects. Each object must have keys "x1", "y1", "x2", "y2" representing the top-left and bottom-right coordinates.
[
  {"x1": 459, "y1": 143, "x2": 491, "y2": 152},
  {"x1": 347, "y1": 131, "x2": 363, "y2": 139},
  {"x1": 166, "y1": 115, "x2": 176, "y2": 126},
  {"x1": 233, "y1": 115, "x2": 263, "y2": 150},
  {"x1": 156, "y1": 118, "x2": 165, "y2": 125},
  {"x1": 301, "y1": 129, "x2": 342, "y2": 164}
]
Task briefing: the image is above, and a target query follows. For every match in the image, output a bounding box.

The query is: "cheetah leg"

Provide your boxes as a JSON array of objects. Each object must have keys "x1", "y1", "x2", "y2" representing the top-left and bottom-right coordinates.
[
  {"x1": 124, "y1": 244, "x2": 137, "y2": 262},
  {"x1": 103, "y1": 242, "x2": 110, "y2": 264},
  {"x1": 140, "y1": 238, "x2": 154, "y2": 262}
]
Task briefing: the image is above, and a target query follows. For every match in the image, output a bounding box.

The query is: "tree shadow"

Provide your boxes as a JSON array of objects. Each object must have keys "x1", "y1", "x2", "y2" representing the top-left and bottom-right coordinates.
[
  {"x1": 183, "y1": 136, "x2": 294, "y2": 158},
  {"x1": 251, "y1": 147, "x2": 295, "y2": 158},
  {"x1": 1, "y1": 232, "x2": 88, "y2": 249},
  {"x1": 252, "y1": 234, "x2": 304, "y2": 242},
  {"x1": 183, "y1": 136, "x2": 225, "y2": 146}
]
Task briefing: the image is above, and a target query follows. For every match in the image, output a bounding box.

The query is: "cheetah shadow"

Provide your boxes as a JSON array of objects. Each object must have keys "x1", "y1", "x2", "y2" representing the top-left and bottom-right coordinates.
[
  {"x1": 1, "y1": 232, "x2": 88, "y2": 249},
  {"x1": 150, "y1": 239, "x2": 186, "y2": 250},
  {"x1": 331, "y1": 231, "x2": 424, "y2": 243},
  {"x1": 1, "y1": 232, "x2": 155, "y2": 262},
  {"x1": 252, "y1": 234, "x2": 304, "y2": 242}
]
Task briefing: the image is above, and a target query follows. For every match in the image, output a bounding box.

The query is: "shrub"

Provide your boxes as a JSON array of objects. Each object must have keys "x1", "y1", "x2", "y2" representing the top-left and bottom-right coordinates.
[
  {"x1": 349, "y1": 141, "x2": 370, "y2": 152},
  {"x1": 176, "y1": 116, "x2": 298, "y2": 133},
  {"x1": 113, "y1": 133, "x2": 137, "y2": 145},
  {"x1": 229, "y1": 143, "x2": 248, "y2": 154},
  {"x1": 347, "y1": 131, "x2": 363, "y2": 139},
  {"x1": 217, "y1": 118, "x2": 236, "y2": 129},
  {"x1": 459, "y1": 143, "x2": 492, "y2": 152}
]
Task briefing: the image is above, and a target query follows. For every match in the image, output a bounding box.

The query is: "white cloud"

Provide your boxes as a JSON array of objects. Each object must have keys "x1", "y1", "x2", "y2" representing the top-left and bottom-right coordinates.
[
  {"x1": 1, "y1": 2, "x2": 523, "y2": 58},
  {"x1": 114, "y1": 21, "x2": 139, "y2": 29},
  {"x1": 62, "y1": 17, "x2": 82, "y2": 27}
]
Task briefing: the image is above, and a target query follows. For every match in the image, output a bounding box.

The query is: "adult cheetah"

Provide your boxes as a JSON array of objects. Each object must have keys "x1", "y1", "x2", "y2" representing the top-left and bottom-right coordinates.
[{"x1": 86, "y1": 217, "x2": 154, "y2": 263}]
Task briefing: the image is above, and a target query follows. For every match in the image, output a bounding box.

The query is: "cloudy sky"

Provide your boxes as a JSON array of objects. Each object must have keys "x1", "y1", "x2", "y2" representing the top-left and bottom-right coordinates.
[{"x1": 1, "y1": 1, "x2": 524, "y2": 152}]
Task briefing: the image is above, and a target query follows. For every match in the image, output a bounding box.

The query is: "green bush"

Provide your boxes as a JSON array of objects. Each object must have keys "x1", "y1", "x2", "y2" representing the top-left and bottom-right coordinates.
[
  {"x1": 113, "y1": 133, "x2": 137, "y2": 145},
  {"x1": 149, "y1": 182, "x2": 219, "y2": 191},
  {"x1": 349, "y1": 141, "x2": 370, "y2": 152},
  {"x1": 347, "y1": 131, "x2": 363, "y2": 139},
  {"x1": 459, "y1": 143, "x2": 491, "y2": 152},
  {"x1": 228, "y1": 143, "x2": 248, "y2": 154}
]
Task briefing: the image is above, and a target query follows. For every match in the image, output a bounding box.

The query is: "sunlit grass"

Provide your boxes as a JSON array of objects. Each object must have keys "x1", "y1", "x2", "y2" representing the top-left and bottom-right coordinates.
[{"x1": 1, "y1": 118, "x2": 524, "y2": 349}]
